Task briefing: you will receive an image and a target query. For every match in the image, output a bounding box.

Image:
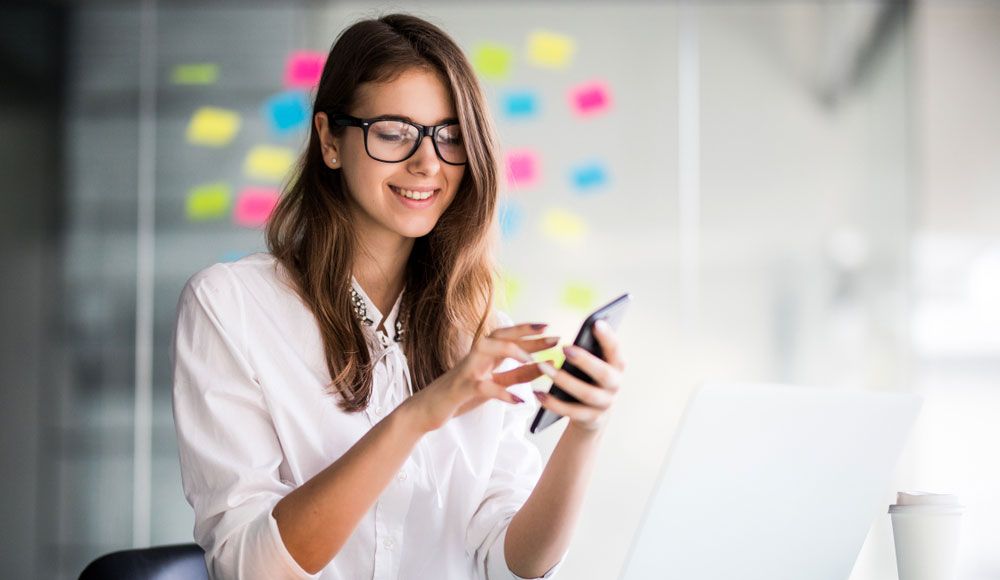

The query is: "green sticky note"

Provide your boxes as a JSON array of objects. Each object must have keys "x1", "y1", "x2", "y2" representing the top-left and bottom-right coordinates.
[
  {"x1": 186, "y1": 182, "x2": 231, "y2": 220},
  {"x1": 172, "y1": 63, "x2": 219, "y2": 85},
  {"x1": 561, "y1": 282, "x2": 597, "y2": 312},
  {"x1": 473, "y1": 42, "x2": 514, "y2": 80},
  {"x1": 498, "y1": 273, "x2": 522, "y2": 309},
  {"x1": 534, "y1": 345, "x2": 566, "y2": 368}
]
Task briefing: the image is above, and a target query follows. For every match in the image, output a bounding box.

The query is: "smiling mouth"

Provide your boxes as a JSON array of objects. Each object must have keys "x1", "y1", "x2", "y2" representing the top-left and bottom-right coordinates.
[{"x1": 389, "y1": 184, "x2": 440, "y2": 201}]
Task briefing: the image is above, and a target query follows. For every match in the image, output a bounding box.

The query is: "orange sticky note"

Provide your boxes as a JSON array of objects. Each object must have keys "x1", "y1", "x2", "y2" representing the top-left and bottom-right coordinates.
[{"x1": 234, "y1": 187, "x2": 280, "y2": 228}]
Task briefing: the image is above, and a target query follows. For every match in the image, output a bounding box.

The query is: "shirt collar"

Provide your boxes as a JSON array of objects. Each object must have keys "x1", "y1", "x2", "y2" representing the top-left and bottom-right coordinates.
[{"x1": 350, "y1": 275, "x2": 404, "y2": 334}]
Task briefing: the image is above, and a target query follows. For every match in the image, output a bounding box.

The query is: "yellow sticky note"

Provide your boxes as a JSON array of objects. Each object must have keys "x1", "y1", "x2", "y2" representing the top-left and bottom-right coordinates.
[
  {"x1": 244, "y1": 145, "x2": 296, "y2": 182},
  {"x1": 186, "y1": 182, "x2": 231, "y2": 221},
  {"x1": 541, "y1": 209, "x2": 587, "y2": 243},
  {"x1": 527, "y1": 30, "x2": 575, "y2": 69},
  {"x1": 186, "y1": 107, "x2": 241, "y2": 147},
  {"x1": 473, "y1": 42, "x2": 514, "y2": 80},
  {"x1": 534, "y1": 344, "x2": 566, "y2": 368},
  {"x1": 171, "y1": 63, "x2": 219, "y2": 85},
  {"x1": 561, "y1": 282, "x2": 597, "y2": 312}
]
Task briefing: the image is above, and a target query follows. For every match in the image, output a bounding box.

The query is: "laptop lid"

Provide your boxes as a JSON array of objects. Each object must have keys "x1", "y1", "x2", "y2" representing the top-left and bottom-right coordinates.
[{"x1": 620, "y1": 383, "x2": 922, "y2": 580}]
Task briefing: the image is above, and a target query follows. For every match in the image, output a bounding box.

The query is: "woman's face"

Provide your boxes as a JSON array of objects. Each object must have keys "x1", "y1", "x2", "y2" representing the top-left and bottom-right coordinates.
[{"x1": 315, "y1": 68, "x2": 466, "y2": 244}]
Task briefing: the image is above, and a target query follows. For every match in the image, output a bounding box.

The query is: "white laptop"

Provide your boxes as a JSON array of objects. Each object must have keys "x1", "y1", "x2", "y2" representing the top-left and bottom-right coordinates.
[{"x1": 620, "y1": 383, "x2": 922, "y2": 580}]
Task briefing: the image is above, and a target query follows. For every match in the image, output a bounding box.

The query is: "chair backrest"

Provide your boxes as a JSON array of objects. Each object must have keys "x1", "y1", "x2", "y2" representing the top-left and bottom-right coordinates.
[{"x1": 79, "y1": 543, "x2": 208, "y2": 580}]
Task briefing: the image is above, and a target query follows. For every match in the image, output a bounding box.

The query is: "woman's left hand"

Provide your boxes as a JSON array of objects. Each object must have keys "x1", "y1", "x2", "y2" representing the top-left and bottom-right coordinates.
[{"x1": 533, "y1": 319, "x2": 625, "y2": 433}]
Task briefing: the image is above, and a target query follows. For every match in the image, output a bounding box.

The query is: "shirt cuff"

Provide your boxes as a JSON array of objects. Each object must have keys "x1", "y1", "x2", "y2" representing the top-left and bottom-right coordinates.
[
  {"x1": 485, "y1": 522, "x2": 566, "y2": 580},
  {"x1": 265, "y1": 507, "x2": 322, "y2": 579}
]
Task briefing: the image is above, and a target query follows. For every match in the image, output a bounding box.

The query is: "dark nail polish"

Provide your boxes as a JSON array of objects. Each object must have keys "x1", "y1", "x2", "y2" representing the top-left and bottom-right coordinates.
[
  {"x1": 562, "y1": 345, "x2": 576, "y2": 359},
  {"x1": 511, "y1": 395, "x2": 525, "y2": 404},
  {"x1": 531, "y1": 323, "x2": 548, "y2": 330},
  {"x1": 533, "y1": 391, "x2": 549, "y2": 402}
]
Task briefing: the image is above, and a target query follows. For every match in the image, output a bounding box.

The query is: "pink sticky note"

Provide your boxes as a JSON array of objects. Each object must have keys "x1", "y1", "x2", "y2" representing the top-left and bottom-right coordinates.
[
  {"x1": 234, "y1": 187, "x2": 280, "y2": 227},
  {"x1": 284, "y1": 51, "x2": 326, "y2": 88},
  {"x1": 505, "y1": 149, "x2": 539, "y2": 188},
  {"x1": 569, "y1": 80, "x2": 612, "y2": 117}
]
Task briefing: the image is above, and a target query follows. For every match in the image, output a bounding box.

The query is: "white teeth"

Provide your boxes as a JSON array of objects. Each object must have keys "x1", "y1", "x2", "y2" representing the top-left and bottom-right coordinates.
[{"x1": 393, "y1": 186, "x2": 435, "y2": 201}]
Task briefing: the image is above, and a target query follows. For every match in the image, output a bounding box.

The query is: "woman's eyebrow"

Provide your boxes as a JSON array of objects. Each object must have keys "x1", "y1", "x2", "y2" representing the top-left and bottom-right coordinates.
[{"x1": 378, "y1": 113, "x2": 459, "y2": 125}]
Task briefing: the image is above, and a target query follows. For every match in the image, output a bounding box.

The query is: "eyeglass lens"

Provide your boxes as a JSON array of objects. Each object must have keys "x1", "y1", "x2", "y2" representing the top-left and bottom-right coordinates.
[{"x1": 367, "y1": 120, "x2": 466, "y2": 164}]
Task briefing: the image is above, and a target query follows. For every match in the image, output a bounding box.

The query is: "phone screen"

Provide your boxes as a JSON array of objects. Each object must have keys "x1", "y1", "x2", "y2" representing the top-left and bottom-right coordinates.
[{"x1": 530, "y1": 293, "x2": 631, "y2": 433}]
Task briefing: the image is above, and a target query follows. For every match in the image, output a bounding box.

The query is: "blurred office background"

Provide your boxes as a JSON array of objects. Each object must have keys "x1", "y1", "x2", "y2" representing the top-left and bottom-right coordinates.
[{"x1": 1, "y1": 0, "x2": 997, "y2": 578}]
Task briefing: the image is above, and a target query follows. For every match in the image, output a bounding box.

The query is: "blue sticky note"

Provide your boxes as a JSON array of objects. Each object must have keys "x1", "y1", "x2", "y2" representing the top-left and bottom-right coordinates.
[
  {"x1": 503, "y1": 91, "x2": 538, "y2": 119},
  {"x1": 498, "y1": 199, "x2": 524, "y2": 238},
  {"x1": 570, "y1": 161, "x2": 608, "y2": 193},
  {"x1": 263, "y1": 90, "x2": 309, "y2": 135}
]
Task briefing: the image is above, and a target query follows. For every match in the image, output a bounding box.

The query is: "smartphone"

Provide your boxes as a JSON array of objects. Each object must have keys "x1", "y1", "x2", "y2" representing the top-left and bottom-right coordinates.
[{"x1": 530, "y1": 293, "x2": 631, "y2": 433}]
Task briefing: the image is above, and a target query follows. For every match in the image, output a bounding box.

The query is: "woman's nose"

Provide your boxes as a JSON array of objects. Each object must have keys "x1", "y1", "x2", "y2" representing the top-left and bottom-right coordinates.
[{"x1": 407, "y1": 135, "x2": 441, "y2": 175}]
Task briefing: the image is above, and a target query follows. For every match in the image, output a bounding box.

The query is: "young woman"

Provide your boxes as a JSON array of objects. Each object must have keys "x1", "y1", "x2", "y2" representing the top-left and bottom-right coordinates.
[{"x1": 172, "y1": 13, "x2": 625, "y2": 580}]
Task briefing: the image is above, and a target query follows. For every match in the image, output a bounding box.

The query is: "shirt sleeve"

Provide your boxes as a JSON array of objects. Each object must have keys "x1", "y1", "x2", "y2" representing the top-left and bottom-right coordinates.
[
  {"x1": 465, "y1": 311, "x2": 568, "y2": 580},
  {"x1": 171, "y1": 264, "x2": 319, "y2": 580}
]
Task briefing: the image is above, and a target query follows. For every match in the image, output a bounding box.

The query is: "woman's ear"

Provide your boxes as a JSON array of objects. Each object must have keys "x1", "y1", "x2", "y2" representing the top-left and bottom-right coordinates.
[{"x1": 314, "y1": 112, "x2": 341, "y2": 169}]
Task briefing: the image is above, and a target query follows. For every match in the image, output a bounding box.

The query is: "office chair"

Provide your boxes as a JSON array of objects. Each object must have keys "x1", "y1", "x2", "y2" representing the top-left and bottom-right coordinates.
[{"x1": 79, "y1": 543, "x2": 208, "y2": 580}]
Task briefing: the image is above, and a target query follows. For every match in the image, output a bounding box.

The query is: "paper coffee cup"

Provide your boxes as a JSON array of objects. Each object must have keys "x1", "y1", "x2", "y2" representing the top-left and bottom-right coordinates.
[{"x1": 889, "y1": 492, "x2": 964, "y2": 580}]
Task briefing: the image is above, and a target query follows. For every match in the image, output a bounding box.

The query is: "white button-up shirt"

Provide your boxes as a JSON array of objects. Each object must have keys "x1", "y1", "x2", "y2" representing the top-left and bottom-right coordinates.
[{"x1": 171, "y1": 253, "x2": 566, "y2": 580}]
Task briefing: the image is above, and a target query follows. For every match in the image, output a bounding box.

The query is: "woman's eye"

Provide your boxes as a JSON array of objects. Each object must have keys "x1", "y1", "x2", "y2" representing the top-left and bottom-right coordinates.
[{"x1": 374, "y1": 130, "x2": 407, "y2": 143}]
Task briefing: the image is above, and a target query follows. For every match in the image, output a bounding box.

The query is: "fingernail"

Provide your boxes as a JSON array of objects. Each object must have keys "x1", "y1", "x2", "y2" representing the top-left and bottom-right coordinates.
[
  {"x1": 511, "y1": 394, "x2": 525, "y2": 404},
  {"x1": 562, "y1": 345, "x2": 578, "y2": 359},
  {"x1": 530, "y1": 323, "x2": 548, "y2": 330},
  {"x1": 544, "y1": 336, "x2": 560, "y2": 346},
  {"x1": 517, "y1": 347, "x2": 534, "y2": 364},
  {"x1": 537, "y1": 362, "x2": 559, "y2": 379},
  {"x1": 533, "y1": 391, "x2": 549, "y2": 402},
  {"x1": 594, "y1": 319, "x2": 609, "y2": 333}
]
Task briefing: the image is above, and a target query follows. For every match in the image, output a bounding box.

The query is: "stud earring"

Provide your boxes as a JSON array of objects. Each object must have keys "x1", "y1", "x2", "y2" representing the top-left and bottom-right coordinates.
[{"x1": 330, "y1": 157, "x2": 337, "y2": 164}]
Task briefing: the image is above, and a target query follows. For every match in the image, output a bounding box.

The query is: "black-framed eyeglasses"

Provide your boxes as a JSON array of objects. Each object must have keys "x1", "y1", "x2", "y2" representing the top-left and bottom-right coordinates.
[{"x1": 329, "y1": 113, "x2": 468, "y2": 165}]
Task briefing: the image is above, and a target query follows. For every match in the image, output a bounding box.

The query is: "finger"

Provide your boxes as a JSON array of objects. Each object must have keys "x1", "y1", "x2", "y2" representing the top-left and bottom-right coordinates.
[
  {"x1": 533, "y1": 391, "x2": 603, "y2": 424},
  {"x1": 592, "y1": 319, "x2": 626, "y2": 371},
  {"x1": 492, "y1": 361, "x2": 549, "y2": 386},
  {"x1": 488, "y1": 322, "x2": 549, "y2": 340},
  {"x1": 477, "y1": 379, "x2": 526, "y2": 405},
  {"x1": 561, "y1": 345, "x2": 623, "y2": 392},
  {"x1": 476, "y1": 337, "x2": 534, "y2": 365},
  {"x1": 548, "y1": 369, "x2": 615, "y2": 409},
  {"x1": 515, "y1": 335, "x2": 560, "y2": 353}
]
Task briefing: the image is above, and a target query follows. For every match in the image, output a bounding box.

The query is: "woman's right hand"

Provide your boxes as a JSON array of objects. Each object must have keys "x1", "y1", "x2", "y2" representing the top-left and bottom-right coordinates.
[{"x1": 401, "y1": 322, "x2": 559, "y2": 434}]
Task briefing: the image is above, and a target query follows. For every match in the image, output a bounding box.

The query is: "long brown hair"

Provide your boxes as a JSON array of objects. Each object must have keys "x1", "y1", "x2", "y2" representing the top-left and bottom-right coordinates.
[{"x1": 266, "y1": 14, "x2": 501, "y2": 412}]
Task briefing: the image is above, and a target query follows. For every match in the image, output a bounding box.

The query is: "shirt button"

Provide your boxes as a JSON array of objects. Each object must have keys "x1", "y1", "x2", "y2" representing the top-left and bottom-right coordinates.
[
  {"x1": 374, "y1": 405, "x2": 384, "y2": 415},
  {"x1": 397, "y1": 471, "x2": 407, "y2": 482},
  {"x1": 383, "y1": 538, "x2": 394, "y2": 550}
]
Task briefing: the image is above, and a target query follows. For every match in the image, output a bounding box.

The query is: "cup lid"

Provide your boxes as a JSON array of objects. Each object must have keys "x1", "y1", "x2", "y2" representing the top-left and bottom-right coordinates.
[
  {"x1": 894, "y1": 491, "x2": 961, "y2": 506},
  {"x1": 889, "y1": 491, "x2": 964, "y2": 513}
]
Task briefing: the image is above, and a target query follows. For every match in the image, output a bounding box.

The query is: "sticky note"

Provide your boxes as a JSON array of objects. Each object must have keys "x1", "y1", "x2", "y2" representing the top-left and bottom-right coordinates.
[
  {"x1": 472, "y1": 43, "x2": 514, "y2": 80},
  {"x1": 541, "y1": 209, "x2": 586, "y2": 243},
  {"x1": 506, "y1": 149, "x2": 539, "y2": 189},
  {"x1": 284, "y1": 51, "x2": 326, "y2": 88},
  {"x1": 186, "y1": 107, "x2": 242, "y2": 147},
  {"x1": 497, "y1": 273, "x2": 522, "y2": 309},
  {"x1": 561, "y1": 282, "x2": 597, "y2": 312},
  {"x1": 533, "y1": 344, "x2": 566, "y2": 368},
  {"x1": 503, "y1": 91, "x2": 538, "y2": 119},
  {"x1": 234, "y1": 187, "x2": 280, "y2": 227},
  {"x1": 171, "y1": 63, "x2": 219, "y2": 85},
  {"x1": 570, "y1": 161, "x2": 609, "y2": 193},
  {"x1": 569, "y1": 80, "x2": 612, "y2": 117},
  {"x1": 263, "y1": 90, "x2": 310, "y2": 135},
  {"x1": 527, "y1": 30, "x2": 575, "y2": 69},
  {"x1": 498, "y1": 199, "x2": 524, "y2": 238},
  {"x1": 244, "y1": 145, "x2": 296, "y2": 182},
  {"x1": 185, "y1": 182, "x2": 231, "y2": 221}
]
